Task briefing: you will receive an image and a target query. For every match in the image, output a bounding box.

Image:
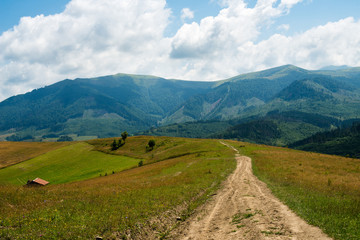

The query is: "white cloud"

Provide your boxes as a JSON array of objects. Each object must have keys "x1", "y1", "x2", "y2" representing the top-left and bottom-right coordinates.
[
  {"x1": 278, "y1": 24, "x2": 290, "y2": 31},
  {"x1": 0, "y1": 0, "x2": 171, "y2": 100},
  {"x1": 279, "y1": 0, "x2": 304, "y2": 10},
  {"x1": 254, "y1": 17, "x2": 360, "y2": 70},
  {"x1": 0, "y1": 0, "x2": 359, "y2": 101},
  {"x1": 169, "y1": 1, "x2": 360, "y2": 80},
  {"x1": 168, "y1": 0, "x2": 298, "y2": 78},
  {"x1": 181, "y1": 8, "x2": 194, "y2": 21}
]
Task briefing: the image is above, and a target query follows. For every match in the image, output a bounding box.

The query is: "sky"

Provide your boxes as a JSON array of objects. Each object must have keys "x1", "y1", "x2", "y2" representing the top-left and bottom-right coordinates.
[{"x1": 0, "y1": 0, "x2": 360, "y2": 101}]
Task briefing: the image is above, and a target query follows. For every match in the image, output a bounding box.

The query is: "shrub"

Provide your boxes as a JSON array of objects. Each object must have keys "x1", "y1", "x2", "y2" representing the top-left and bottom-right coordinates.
[
  {"x1": 111, "y1": 139, "x2": 118, "y2": 151},
  {"x1": 146, "y1": 140, "x2": 156, "y2": 152},
  {"x1": 148, "y1": 140, "x2": 155, "y2": 148}
]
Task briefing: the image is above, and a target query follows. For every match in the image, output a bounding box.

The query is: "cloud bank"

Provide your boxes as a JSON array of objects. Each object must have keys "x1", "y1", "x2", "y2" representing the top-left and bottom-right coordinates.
[{"x1": 0, "y1": 0, "x2": 359, "y2": 100}]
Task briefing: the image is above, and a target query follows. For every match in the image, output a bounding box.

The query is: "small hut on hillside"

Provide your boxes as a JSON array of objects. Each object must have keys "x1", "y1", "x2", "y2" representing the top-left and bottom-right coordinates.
[{"x1": 26, "y1": 178, "x2": 49, "y2": 186}]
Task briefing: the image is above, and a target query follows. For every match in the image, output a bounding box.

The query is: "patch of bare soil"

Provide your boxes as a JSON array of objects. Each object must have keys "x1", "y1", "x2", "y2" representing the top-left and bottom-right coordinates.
[{"x1": 169, "y1": 142, "x2": 332, "y2": 240}]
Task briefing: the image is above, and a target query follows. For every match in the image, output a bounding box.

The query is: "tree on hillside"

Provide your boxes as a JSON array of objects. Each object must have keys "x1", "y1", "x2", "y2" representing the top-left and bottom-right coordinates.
[
  {"x1": 118, "y1": 139, "x2": 124, "y2": 147},
  {"x1": 121, "y1": 131, "x2": 128, "y2": 142},
  {"x1": 111, "y1": 139, "x2": 118, "y2": 151},
  {"x1": 148, "y1": 139, "x2": 156, "y2": 148},
  {"x1": 146, "y1": 139, "x2": 156, "y2": 152}
]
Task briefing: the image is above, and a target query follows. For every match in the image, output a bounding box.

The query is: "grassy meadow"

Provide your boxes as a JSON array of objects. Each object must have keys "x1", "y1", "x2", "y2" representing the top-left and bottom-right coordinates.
[
  {"x1": 0, "y1": 136, "x2": 236, "y2": 239},
  {"x1": 2, "y1": 136, "x2": 359, "y2": 239},
  {"x1": 230, "y1": 141, "x2": 360, "y2": 240},
  {"x1": 0, "y1": 142, "x2": 141, "y2": 185},
  {"x1": 0, "y1": 142, "x2": 71, "y2": 169}
]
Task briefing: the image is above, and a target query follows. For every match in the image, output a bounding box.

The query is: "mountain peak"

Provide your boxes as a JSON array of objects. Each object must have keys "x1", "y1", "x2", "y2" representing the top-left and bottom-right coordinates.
[{"x1": 225, "y1": 64, "x2": 308, "y2": 83}]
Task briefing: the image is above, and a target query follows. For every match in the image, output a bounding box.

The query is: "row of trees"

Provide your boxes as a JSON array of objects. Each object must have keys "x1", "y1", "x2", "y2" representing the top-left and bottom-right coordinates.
[
  {"x1": 111, "y1": 131, "x2": 128, "y2": 150},
  {"x1": 110, "y1": 131, "x2": 156, "y2": 153}
]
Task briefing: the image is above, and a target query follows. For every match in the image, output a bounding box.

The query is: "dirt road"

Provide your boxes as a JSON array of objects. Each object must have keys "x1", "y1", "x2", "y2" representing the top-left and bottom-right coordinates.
[{"x1": 170, "y1": 142, "x2": 332, "y2": 240}]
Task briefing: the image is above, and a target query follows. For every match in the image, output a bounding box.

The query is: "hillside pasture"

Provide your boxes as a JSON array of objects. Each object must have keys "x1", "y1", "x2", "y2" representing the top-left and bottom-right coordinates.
[
  {"x1": 0, "y1": 137, "x2": 236, "y2": 239},
  {"x1": 0, "y1": 141, "x2": 71, "y2": 169},
  {"x1": 0, "y1": 142, "x2": 140, "y2": 185}
]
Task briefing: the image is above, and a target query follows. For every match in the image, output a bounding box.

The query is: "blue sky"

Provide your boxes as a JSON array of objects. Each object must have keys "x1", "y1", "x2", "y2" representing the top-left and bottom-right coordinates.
[
  {"x1": 0, "y1": 0, "x2": 69, "y2": 33},
  {"x1": 0, "y1": 0, "x2": 360, "y2": 100}
]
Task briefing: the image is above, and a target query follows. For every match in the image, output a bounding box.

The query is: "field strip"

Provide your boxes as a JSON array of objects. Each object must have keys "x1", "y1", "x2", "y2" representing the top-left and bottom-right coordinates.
[{"x1": 170, "y1": 141, "x2": 332, "y2": 240}]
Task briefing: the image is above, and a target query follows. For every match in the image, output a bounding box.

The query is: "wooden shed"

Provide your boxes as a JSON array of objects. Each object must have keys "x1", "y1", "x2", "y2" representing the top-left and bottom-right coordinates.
[{"x1": 26, "y1": 178, "x2": 49, "y2": 186}]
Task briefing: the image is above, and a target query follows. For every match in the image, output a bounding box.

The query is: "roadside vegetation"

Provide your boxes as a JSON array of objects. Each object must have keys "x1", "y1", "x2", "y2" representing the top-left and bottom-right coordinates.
[
  {"x1": 231, "y1": 141, "x2": 360, "y2": 240},
  {"x1": 0, "y1": 136, "x2": 236, "y2": 239}
]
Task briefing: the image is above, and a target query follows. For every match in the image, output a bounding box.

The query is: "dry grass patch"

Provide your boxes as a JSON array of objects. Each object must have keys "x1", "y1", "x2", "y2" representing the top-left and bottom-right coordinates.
[
  {"x1": 0, "y1": 142, "x2": 71, "y2": 169},
  {"x1": 254, "y1": 149, "x2": 360, "y2": 196}
]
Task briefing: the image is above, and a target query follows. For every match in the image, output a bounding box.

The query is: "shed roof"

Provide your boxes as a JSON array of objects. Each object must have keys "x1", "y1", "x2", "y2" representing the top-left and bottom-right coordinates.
[{"x1": 32, "y1": 178, "x2": 49, "y2": 186}]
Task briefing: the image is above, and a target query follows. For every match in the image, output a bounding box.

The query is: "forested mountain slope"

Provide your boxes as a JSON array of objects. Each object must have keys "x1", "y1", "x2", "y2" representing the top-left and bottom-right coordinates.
[
  {"x1": 1, "y1": 65, "x2": 360, "y2": 141},
  {"x1": 290, "y1": 121, "x2": 360, "y2": 158},
  {"x1": 0, "y1": 74, "x2": 214, "y2": 139}
]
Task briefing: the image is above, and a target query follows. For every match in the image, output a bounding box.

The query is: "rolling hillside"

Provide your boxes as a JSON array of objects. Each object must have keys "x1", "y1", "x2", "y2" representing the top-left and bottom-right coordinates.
[
  {"x1": 0, "y1": 142, "x2": 140, "y2": 185},
  {"x1": 0, "y1": 136, "x2": 236, "y2": 239},
  {"x1": 0, "y1": 137, "x2": 359, "y2": 239},
  {"x1": 0, "y1": 141, "x2": 71, "y2": 169},
  {"x1": 142, "y1": 111, "x2": 341, "y2": 146}
]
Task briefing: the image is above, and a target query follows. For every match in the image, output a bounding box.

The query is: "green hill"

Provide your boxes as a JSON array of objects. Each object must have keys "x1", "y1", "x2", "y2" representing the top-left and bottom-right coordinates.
[
  {"x1": 290, "y1": 121, "x2": 360, "y2": 158},
  {"x1": 249, "y1": 76, "x2": 360, "y2": 119},
  {"x1": 161, "y1": 66, "x2": 360, "y2": 128},
  {"x1": 0, "y1": 74, "x2": 214, "y2": 139},
  {"x1": 142, "y1": 111, "x2": 340, "y2": 146},
  {"x1": 0, "y1": 136, "x2": 236, "y2": 239},
  {"x1": 161, "y1": 65, "x2": 312, "y2": 124},
  {"x1": 0, "y1": 142, "x2": 140, "y2": 185}
]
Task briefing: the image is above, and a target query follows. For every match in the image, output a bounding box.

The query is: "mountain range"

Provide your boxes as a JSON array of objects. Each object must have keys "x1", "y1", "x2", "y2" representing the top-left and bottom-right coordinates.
[{"x1": 1, "y1": 65, "x2": 360, "y2": 146}]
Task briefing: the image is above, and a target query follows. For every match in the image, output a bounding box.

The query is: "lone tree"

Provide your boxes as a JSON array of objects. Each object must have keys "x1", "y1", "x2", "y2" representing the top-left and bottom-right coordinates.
[
  {"x1": 121, "y1": 131, "x2": 128, "y2": 142},
  {"x1": 148, "y1": 139, "x2": 156, "y2": 148},
  {"x1": 147, "y1": 139, "x2": 156, "y2": 151}
]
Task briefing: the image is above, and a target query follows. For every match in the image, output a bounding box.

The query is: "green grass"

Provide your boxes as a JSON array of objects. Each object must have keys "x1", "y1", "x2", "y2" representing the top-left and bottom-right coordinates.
[
  {"x1": 0, "y1": 136, "x2": 236, "y2": 239},
  {"x1": 0, "y1": 142, "x2": 140, "y2": 185},
  {"x1": 229, "y1": 140, "x2": 360, "y2": 240}
]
